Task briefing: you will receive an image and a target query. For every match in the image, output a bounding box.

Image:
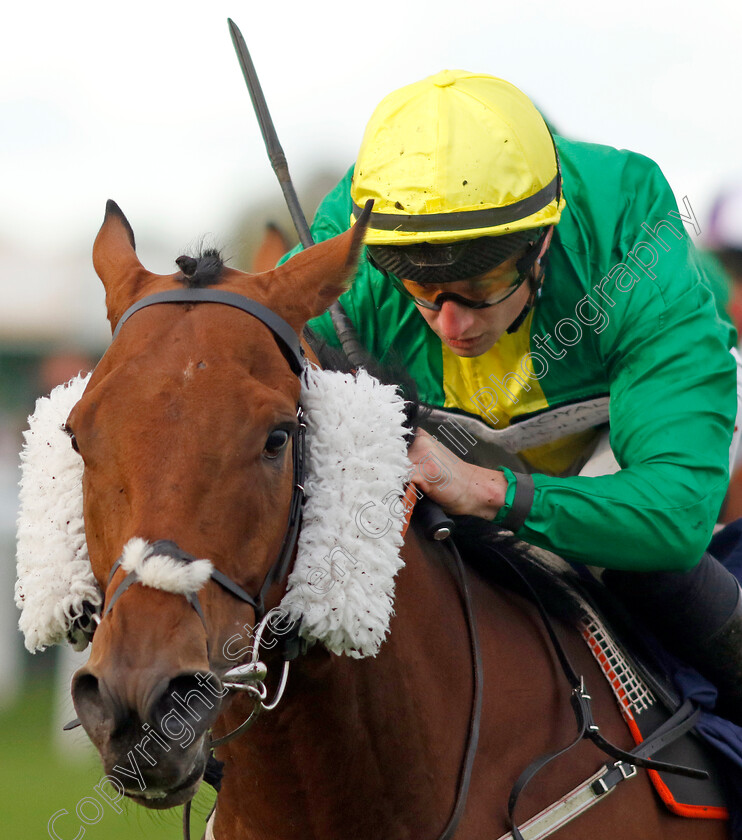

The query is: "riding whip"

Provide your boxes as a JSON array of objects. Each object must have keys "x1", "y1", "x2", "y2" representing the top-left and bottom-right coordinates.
[{"x1": 227, "y1": 18, "x2": 367, "y2": 365}]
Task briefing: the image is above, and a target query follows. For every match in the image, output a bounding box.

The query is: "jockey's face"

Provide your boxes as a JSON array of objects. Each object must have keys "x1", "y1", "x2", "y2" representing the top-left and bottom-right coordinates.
[{"x1": 412, "y1": 253, "x2": 533, "y2": 357}]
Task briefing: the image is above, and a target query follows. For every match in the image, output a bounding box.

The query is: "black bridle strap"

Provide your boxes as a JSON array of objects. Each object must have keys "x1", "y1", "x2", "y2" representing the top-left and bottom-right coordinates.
[
  {"x1": 112, "y1": 289, "x2": 305, "y2": 375},
  {"x1": 103, "y1": 567, "x2": 140, "y2": 616},
  {"x1": 257, "y1": 416, "x2": 306, "y2": 605},
  {"x1": 103, "y1": 540, "x2": 265, "y2": 628},
  {"x1": 210, "y1": 568, "x2": 263, "y2": 610}
]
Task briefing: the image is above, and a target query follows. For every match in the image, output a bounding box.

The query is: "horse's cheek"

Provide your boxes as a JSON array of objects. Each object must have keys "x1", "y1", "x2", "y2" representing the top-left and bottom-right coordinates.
[{"x1": 82, "y1": 471, "x2": 129, "y2": 575}]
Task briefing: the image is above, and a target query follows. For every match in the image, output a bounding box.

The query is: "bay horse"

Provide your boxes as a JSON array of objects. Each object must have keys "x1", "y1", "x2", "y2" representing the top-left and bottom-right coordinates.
[{"x1": 67, "y1": 200, "x2": 730, "y2": 839}]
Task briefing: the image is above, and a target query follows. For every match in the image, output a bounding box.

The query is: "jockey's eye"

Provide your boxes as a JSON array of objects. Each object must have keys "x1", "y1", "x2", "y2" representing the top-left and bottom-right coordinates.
[
  {"x1": 64, "y1": 424, "x2": 80, "y2": 453},
  {"x1": 264, "y1": 428, "x2": 290, "y2": 459}
]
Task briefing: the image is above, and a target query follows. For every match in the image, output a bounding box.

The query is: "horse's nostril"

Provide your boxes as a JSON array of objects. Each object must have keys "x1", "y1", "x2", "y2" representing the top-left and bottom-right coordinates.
[
  {"x1": 148, "y1": 672, "x2": 223, "y2": 737},
  {"x1": 72, "y1": 671, "x2": 99, "y2": 705},
  {"x1": 71, "y1": 670, "x2": 109, "y2": 734}
]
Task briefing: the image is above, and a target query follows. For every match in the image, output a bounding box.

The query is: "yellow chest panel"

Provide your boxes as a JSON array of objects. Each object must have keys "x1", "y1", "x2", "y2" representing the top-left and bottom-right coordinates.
[{"x1": 440, "y1": 311, "x2": 597, "y2": 474}]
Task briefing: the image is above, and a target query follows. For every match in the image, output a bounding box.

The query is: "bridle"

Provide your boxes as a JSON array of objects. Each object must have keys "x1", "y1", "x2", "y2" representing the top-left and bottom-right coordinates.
[
  {"x1": 72, "y1": 288, "x2": 313, "y2": 838},
  {"x1": 71, "y1": 287, "x2": 308, "y2": 676},
  {"x1": 105, "y1": 287, "x2": 309, "y2": 623},
  {"x1": 73, "y1": 287, "x2": 484, "y2": 840}
]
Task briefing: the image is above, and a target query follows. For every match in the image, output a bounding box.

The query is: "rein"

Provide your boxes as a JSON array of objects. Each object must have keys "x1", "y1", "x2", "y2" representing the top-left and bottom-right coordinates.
[
  {"x1": 433, "y1": 521, "x2": 483, "y2": 840},
  {"x1": 196, "y1": 500, "x2": 484, "y2": 840}
]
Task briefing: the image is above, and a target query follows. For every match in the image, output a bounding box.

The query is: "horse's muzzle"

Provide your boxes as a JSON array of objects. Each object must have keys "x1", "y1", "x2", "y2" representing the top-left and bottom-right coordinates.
[{"x1": 71, "y1": 668, "x2": 223, "y2": 807}]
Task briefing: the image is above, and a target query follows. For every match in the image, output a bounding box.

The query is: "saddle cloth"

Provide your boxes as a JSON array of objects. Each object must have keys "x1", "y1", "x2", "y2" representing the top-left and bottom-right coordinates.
[
  {"x1": 577, "y1": 596, "x2": 732, "y2": 819},
  {"x1": 521, "y1": 537, "x2": 742, "y2": 831}
]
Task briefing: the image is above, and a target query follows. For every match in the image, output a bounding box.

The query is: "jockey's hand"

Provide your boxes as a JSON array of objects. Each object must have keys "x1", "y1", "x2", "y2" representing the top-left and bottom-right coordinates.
[{"x1": 407, "y1": 428, "x2": 508, "y2": 520}]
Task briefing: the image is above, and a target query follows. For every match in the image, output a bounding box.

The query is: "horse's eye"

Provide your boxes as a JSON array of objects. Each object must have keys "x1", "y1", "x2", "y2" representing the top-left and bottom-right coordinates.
[
  {"x1": 64, "y1": 425, "x2": 80, "y2": 453},
  {"x1": 264, "y1": 429, "x2": 290, "y2": 459}
]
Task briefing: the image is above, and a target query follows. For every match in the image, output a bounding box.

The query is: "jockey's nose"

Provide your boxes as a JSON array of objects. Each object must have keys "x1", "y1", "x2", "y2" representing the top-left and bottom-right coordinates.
[{"x1": 436, "y1": 299, "x2": 477, "y2": 340}]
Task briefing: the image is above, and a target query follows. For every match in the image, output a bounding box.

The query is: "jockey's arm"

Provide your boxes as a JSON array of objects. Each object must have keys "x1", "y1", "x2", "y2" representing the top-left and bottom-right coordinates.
[
  {"x1": 283, "y1": 166, "x2": 738, "y2": 575},
  {"x1": 408, "y1": 255, "x2": 737, "y2": 573}
]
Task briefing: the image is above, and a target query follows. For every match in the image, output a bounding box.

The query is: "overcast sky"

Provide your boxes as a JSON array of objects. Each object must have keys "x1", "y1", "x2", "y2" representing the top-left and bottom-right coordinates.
[{"x1": 1, "y1": 0, "x2": 740, "y2": 336}]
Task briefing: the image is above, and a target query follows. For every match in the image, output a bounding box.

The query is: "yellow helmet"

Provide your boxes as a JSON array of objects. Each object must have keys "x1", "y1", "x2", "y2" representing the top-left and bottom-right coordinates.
[{"x1": 351, "y1": 70, "x2": 565, "y2": 246}]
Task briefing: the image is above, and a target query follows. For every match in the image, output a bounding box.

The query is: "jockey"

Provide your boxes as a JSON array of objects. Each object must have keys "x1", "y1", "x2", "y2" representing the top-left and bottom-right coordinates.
[{"x1": 285, "y1": 70, "x2": 742, "y2": 723}]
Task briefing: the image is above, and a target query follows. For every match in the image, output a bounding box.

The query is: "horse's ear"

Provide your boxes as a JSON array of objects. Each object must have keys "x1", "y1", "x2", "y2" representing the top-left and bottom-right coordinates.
[
  {"x1": 93, "y1": 200, "x2": 156, "y2": 328},
  {"x1": 265, "y1": 200, "x2": 373, "y2": 333}
]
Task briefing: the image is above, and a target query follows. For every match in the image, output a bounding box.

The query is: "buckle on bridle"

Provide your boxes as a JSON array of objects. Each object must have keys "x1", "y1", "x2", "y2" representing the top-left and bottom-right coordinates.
[
  {"x1": 591, "y1": 761, "x2": 638, "y2": 796},
  {"x1": 571, "y1": 677, "x2": 599, "y2": 733}
]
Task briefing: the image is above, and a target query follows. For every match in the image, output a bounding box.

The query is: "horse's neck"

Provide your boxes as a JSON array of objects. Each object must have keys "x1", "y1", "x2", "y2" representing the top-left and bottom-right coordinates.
[
  {"x1": 214, "y1": 528, "x2": 481, "y2": 839},
  {"x1": 211, "y1": 534, "x2": 730, "y2": 840}
]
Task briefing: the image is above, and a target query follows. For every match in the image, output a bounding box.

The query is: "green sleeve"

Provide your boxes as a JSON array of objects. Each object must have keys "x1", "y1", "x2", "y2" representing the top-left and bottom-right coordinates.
[
  {"x1": 693, "y1": 249, "x2": 734, "y2": 332},
  {"x1": 515, "y1": 158, "x2": 737, "y2": 571}
]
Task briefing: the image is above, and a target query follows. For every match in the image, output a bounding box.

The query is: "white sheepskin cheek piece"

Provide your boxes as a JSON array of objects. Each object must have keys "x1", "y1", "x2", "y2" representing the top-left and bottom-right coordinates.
[
  {"x1": 281, "y1": 366, "x2": 411, "y2": 658},
  {"x1": 15, "y1": 365, "x2": 410, "y2": 660},
  {"x1": 120, "y1": 538, "x2": 213, "y2": 595},
  {"x1": 15, "y1": 374, "x2": 99, "y2": 652}
]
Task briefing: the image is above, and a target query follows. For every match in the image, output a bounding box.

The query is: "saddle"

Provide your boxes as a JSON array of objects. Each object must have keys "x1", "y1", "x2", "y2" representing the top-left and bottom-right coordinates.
[{"x1": 451, "y1": 519, "x2": 739, "y2": 825}]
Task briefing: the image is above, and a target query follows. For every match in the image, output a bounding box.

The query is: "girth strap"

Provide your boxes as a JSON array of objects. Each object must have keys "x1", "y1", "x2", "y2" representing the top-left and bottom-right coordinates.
[{"x1": 494, "y1": 700, "x2": 703, "y2": 840}]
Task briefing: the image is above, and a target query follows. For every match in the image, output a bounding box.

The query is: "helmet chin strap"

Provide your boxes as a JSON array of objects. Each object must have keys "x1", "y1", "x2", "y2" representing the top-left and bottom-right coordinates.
[
  {"x1": 506, "y1": 227, "x2": 554, "y2": 334},
  {"x1": 505, "y1": 265, "x2": 544, "y2": 334}
]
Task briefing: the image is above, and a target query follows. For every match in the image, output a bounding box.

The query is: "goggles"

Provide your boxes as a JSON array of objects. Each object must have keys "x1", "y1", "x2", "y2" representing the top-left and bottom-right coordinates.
[
  {"x1": 373, "y1": 261, "x2": 530, "y2": 311},
  {"x1": 367, "y1": 229, "x2": 548, "y2": 311}
]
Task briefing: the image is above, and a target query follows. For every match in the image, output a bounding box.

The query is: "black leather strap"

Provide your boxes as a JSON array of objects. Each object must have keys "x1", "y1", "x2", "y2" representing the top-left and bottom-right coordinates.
[
  {"x1": 439, "y1": 535, "x2": 482, "y2": 840},
  {"x1": 499, "y1": 473, "x2": 535, "y2": 532},
  {"x1": 409, "y1": 499, "x2": 482, "y2": 840},
  {"x1": 256, "y1": 415, "x2": 307, "y2": 606},
  {"x1": 207, "y1": 569, "x2": 260, "y2": 610},
  {"x1": 590, "y1": 700, "x2": 702, "y2": 797},
  {"x1": 187, "y1": 593, "x2": 208, "y2": 630},
  {"x1": 103, "y1": 571, "x2": 139, "y2": 616},
  {"x1": 112, "y1": 289, "x2": 304, "y2": 375}
]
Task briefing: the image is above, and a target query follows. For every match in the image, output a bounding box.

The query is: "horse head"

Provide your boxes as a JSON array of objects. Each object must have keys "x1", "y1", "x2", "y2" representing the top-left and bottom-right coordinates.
[{"x1": 69, "y1": 200, "x2": 370, "y2": 808}]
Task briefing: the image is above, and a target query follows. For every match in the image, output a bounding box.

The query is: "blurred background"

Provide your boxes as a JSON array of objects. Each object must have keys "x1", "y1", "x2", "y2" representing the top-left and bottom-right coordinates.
[{"x1": 2, "y1": 0, "x2": 740, "y2": 836}]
